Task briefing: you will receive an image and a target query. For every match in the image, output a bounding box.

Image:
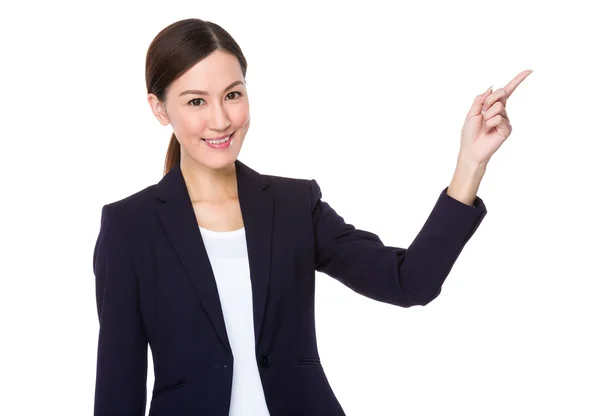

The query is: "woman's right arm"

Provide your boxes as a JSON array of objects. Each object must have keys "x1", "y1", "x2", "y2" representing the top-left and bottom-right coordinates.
[{"x1": 93, "y1": 205, "x2": 148, "y2": 416}]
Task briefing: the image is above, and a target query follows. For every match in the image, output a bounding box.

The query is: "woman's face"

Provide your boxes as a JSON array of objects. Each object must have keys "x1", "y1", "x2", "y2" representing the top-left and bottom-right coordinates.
[{"x1": 148, "y1": 50, "x2": 250, "y2": 171}]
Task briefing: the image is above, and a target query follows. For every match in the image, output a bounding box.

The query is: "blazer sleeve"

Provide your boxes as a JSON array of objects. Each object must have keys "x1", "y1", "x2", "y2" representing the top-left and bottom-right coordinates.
[
  {"x1": 309, "y1": 179, "x2": 487, "y2": 307},
  {"x1": 93, "y1": 205, "x2": 148, "y2": 416}
]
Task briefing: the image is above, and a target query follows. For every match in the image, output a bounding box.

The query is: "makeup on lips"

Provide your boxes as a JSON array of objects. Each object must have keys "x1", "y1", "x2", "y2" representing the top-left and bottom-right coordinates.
[{"x1": 202, "y1": 132, "x2": 234, "y2": 149}]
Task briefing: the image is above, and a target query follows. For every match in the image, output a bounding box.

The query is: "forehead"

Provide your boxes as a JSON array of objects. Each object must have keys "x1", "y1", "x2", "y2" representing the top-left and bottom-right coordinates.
[{"x1": 170, "y1": 50, "x2": 244, "y2": 93}]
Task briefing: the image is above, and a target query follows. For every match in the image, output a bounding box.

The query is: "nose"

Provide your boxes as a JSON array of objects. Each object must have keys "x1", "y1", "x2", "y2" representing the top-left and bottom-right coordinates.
[{"x1": 208, "y1": 103, "x2": 231, "y2": 131}]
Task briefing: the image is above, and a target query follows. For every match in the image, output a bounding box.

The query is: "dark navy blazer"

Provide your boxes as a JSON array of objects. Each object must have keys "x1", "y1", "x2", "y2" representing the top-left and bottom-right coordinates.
[{"x1": 93, "y1": 159, "x2": 487, "y2": 415}]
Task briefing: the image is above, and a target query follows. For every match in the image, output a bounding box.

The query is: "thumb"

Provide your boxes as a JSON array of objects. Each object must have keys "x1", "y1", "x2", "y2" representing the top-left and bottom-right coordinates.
[{"x1": 466, "y1": 86, "x2": 493, "y2": 118}]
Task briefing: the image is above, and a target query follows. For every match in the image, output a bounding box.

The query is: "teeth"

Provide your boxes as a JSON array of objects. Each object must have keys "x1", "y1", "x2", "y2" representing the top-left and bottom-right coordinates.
[{"x1": 206, "y1": 134, "x2": 231, "y2": 144}]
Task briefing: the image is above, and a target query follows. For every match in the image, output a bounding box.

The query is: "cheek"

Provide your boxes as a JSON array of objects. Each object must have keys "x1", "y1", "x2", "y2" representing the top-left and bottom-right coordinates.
[
  {"x1": 175, "y1": 114, "x2": 208, "y2": 136},
  {"x1": 233, "y1": 109, "x2": 250, "y2": 131}
]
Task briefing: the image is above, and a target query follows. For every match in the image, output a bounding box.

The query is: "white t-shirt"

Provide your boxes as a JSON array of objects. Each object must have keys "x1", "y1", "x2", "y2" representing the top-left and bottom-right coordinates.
[{"x1": 198, "y1": 225, "x2": 271, "y2": 416}]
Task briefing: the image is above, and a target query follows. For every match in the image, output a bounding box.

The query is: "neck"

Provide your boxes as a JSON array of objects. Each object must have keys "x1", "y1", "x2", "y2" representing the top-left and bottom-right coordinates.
[{"x1": 180, "y1": 156, "x2": 238, "y2": 203}]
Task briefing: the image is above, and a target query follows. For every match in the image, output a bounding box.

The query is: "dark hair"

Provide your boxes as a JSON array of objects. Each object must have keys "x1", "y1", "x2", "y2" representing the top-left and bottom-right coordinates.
[{"x1": 145, "y1": 18, "x2": 248, "y2": 176}]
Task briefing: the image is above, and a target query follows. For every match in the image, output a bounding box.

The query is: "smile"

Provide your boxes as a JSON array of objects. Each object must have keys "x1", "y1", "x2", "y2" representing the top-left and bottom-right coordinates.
[{"x1": 202, "y1": 132, "x2": 235, "y2": 149}]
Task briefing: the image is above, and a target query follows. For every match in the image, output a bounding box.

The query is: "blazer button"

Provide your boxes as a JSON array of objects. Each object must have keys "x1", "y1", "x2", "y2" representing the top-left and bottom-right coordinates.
[{"x1": 258, "y1": 355, "x2": 271, "y2": 368}]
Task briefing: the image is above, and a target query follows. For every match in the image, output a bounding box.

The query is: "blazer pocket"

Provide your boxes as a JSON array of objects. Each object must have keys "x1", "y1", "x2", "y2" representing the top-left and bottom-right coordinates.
[
  {"x1": 152, "y1": 379, "x2": 186, "y2": 397},
  {"x1": 297, "y1": 357, "x2": 321, "y2": 366}
]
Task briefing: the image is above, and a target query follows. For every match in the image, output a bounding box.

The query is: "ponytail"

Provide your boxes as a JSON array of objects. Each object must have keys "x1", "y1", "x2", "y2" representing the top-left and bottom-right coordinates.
[{"x1": 163, "y1": 132, "x2": 180, "y2": 176}]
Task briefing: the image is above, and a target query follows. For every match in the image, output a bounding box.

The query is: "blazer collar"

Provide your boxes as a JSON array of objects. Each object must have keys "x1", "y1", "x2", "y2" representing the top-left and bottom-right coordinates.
[
  {"x1": 154, "y1": 158, "x2": 269, "y2": 202},
  {"x1": 153, "y1": 159, "x2": 274, "y2": 356}
]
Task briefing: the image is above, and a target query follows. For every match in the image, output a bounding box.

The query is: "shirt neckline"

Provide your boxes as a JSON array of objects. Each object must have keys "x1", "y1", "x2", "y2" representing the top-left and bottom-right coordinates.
[{"x1": 198, "y1": 225, "x2": 245, "y2": 238}]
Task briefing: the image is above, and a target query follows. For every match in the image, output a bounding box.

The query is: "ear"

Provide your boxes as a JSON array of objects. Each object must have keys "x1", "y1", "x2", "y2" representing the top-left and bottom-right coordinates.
[{"x1": 147, "y1": 93, "x2": 170, "y2": 126}]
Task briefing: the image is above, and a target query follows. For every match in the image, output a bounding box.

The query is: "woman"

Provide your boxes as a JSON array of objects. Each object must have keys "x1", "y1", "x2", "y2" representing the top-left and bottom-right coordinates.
[{"x1": 93, "y1": 18, "x2": 531, "y2": 416}]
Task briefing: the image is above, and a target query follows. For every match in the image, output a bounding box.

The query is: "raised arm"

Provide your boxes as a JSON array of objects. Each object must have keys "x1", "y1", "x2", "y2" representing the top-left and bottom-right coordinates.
[
  {"x1": 310, "y1": 179, "x2": 487, "y2": 307},
  {"x1": 93, "y1": 205, "x2": 148, "y2": 415}
]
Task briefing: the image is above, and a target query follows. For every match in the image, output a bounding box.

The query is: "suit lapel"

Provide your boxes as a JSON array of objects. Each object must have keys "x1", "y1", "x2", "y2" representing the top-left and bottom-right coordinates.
[
  {"x1": 153, "y1": 159, "x2": 273, "y2": 355},
  {"x1": 235, "y1": 160, "x2": 274, "y2": 350}
]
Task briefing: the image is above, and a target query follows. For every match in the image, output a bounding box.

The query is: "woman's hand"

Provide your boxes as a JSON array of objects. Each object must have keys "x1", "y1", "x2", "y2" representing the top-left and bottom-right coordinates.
[{"x1": 459, "y1": 69, "x2": 533, "y2": 166}]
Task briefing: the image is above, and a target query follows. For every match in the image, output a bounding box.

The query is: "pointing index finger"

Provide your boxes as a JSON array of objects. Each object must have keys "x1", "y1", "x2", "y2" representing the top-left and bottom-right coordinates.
[{"x1": 504, "y1": 69, "x2": 533, "y2": 98}]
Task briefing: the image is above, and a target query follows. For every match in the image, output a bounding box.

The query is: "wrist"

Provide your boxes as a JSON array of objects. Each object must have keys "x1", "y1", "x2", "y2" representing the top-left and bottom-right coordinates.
[
  {"x1": 447, "y1": 157, "x2": 486, "y2": 206},
  {"x1": 457, "y1": 152, "x2": 488, "y2": 172}
]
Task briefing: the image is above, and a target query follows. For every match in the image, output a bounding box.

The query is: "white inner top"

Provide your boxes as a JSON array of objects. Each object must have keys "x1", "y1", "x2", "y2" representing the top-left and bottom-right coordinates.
[{"x1": 198, "y1": 225, "x2": 271, "y2": 416}]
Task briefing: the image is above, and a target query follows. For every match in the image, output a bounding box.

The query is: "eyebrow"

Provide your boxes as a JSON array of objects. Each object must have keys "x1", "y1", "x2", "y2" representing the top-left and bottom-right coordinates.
[{"x1": 178, "y1": 80, "x2": 245, "y2": 97}]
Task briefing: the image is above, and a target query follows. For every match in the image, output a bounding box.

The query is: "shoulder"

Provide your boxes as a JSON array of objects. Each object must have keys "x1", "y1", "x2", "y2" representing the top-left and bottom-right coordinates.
[
  {"x1": 102, "y1": 184, "x2": 155, "y2": 212},
  {"x1": 261, "y1": 172, "x2": 309, "y2": 189},
  {"x1": 259, "y1": 172, "x2": 320, "y2": 206},
  {"x1": 97, "y1": 182, "x2": 158, "y2": 232}
]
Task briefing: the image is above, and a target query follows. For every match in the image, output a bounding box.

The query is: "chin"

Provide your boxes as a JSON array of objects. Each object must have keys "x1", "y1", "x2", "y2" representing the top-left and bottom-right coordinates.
[{"x1": 196, "y1": 151, "x2": 240, "y2": 171}]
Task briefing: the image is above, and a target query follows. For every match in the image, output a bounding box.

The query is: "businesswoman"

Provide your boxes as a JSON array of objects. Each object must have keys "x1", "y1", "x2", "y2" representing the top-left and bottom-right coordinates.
[{"x1": 93, "y1": 18, "x2": 531, "y2": 416}]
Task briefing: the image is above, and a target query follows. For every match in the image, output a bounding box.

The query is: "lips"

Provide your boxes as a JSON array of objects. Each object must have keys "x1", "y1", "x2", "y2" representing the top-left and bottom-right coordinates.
[
  {"x1": 201, "y1": 131, "x2": 235, "y2": 149},
  {"x1": 202, "y1": 132, "x2": 234, "y2": 141}
]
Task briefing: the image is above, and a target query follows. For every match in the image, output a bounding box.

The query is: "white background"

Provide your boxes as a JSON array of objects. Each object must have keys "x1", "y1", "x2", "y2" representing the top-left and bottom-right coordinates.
[{"x1": 1, "y1": 0, "x2": 599, "y2": 415}]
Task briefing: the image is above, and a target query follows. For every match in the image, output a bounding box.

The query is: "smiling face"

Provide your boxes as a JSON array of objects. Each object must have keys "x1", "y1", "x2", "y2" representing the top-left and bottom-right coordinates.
[{"x1": 148, "y1": 50, "x2": 250, "y2": 171}]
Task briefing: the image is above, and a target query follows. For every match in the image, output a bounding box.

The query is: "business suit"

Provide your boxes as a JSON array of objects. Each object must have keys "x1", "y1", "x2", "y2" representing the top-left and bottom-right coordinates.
[{"x1": 93, "y1": 159, "x2": 487, "y2": 415}]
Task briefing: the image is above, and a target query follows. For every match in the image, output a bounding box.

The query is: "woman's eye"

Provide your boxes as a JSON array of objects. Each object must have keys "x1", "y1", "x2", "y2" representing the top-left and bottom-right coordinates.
[
  {"x1": 189, "y1": 98, "x2": 204, "y2": 106},
  {"x1": 227, "y1": 91, "x2": 242, "y2": 99}
]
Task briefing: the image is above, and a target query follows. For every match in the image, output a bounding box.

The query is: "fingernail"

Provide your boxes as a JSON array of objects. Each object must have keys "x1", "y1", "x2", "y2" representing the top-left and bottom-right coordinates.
[{"x1": 485, "y1": 85, "x2": 493, "y2": 94}]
